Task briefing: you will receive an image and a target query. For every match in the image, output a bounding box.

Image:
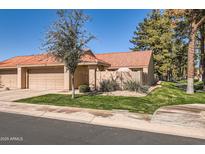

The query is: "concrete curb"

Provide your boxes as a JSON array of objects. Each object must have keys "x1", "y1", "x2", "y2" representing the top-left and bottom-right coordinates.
[{"x1": 0, "y1": 101, "x2": 205, "y2": 140}]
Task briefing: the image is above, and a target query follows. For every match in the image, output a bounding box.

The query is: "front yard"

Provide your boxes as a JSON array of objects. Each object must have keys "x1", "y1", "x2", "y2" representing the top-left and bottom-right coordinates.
[{"x1": 16, "y1": 82, "x2": 205, "y2": 114}]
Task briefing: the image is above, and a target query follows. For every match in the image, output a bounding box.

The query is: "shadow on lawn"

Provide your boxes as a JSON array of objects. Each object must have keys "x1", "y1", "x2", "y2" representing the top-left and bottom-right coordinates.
[
  {"x1": 71, "y1": 91, "x2": 103, "y2": 98},
  {"x1": 85, "y1": 91, "x2": 103, "y2": 96}
]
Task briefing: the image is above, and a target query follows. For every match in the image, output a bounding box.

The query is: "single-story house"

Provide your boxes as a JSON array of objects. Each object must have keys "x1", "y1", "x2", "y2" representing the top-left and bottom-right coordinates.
[{"x1": 0, "y1": 49, "x2": 154, "y2": 90}]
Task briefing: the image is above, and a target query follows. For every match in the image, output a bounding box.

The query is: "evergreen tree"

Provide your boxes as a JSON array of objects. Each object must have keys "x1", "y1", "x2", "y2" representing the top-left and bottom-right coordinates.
[
  {"x1": 130, "y1": 10, "x2": 187, "y2": 81},
  {"x1": 167, "y1": 9, "x2": 205, "y2": 94},
  {"x1": 198, "y1": 24, "x2": 205, "y2": 89}
]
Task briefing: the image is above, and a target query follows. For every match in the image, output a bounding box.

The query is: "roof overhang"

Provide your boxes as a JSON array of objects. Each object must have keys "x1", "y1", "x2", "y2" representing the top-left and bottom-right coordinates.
[
  {"x1": 107, "y1": 65, "x2": 147, "y2": 70},
  {"x1": 78, "y1": 61, "x2": 110, "y2": 67},
  {"x1": 16, "y1": 63, "x2": 64, "y2": 68},
  {"x1": 0, "y1": 61, "x2": 110, "y2": 69},
  {"x1": 0, "y1": 66, "x2": 17, "y2": 70}
]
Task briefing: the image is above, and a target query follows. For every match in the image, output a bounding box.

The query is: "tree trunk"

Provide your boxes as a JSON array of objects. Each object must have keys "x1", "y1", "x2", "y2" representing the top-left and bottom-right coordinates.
[
  {"x1": 71, "y1": 73, "x2": 75, "y2": 99},
  {"x1": 186, "y1": 15, "x2": 205, "y2": 94},
  {"x1": 200, "y1": 25, "x2": 205, "y2": 89},
  {"x1": 186, "y1": 29, "x2": 196, "y2": 94}
]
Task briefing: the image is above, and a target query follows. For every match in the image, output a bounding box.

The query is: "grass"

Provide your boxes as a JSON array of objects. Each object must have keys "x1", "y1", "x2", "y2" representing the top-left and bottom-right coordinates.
[
  {"x1": 176, "y1": 79, "x2": 204, "y2": 90},
  {"x1": 15, "y1": 82, "x2": 205, "y2": 114}
]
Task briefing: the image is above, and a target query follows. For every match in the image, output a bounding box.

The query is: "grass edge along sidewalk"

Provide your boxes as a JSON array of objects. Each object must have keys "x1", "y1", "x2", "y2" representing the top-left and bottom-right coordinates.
[{"x1": 16, "y1": 82, "x2": 205, "y2": 114}]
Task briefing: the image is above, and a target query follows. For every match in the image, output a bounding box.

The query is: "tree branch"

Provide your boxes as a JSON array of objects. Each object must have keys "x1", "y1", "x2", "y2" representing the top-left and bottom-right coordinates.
[{"x1": 194, "y1": 16, "x2": 205, "y2": 31}]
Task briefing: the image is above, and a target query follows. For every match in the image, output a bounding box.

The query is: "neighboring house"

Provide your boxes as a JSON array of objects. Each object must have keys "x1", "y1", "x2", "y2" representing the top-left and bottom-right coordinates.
[{"x1": 0, "y1": 49, "x2": 154, "y2": 90}]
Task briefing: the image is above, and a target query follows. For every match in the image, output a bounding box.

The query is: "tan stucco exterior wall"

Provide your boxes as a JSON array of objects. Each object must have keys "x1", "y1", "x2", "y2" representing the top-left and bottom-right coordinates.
[
  {"x1": 64, "y1": 66, "x2": 70, "y2": 90},
  {"x1": 17, "y1": 67, "x2": 27, "y2": 89},
  {"x1": 142, "y1": 54, "x2": 154, "y2": 85},
  {"x1": 88, "y1": 66, "x2": 97, "y2": 90},
  {"x1": 96, "y1": 70, "x2": 142, "y2": 90},
  {"x1": 1, "y1": 53, "x2": 155, "y2": 90},
  {"x1": 64, "y1": 65, "x2": 90, "y2": 90},
  {"x1": 16, "y1": 65, "x2": 94, "y2": 90}
]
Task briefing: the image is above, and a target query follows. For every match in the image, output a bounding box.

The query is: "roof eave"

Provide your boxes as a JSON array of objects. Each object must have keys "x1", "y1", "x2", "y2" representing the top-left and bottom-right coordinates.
[
  {"x1": 107, "y1": 65, "x2": 148, "y2": 69},
  {"x1": 0, "y1": 66, "x2": 17, "y2": 69},
  {"x1": 78, "y1": 61, "x2": 110, "y2": 67},
  {"x1": 16, "y1": 63, "x2": 64, "y2": 67}
]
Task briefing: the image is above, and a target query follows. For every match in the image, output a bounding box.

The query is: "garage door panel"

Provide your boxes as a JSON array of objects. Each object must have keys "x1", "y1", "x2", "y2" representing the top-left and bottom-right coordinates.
[
  {"x1": 0, "y1": 69, "x2": 17, "y2": 88},
  {"x1": 28, "y1": 67, "x2": 64, "y2": 90}
]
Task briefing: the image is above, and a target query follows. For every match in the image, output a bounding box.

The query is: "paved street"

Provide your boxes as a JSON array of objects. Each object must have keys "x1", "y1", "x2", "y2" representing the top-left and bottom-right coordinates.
[{"x1": 0, "y1": 112, "x2": 204, "y2": 145}]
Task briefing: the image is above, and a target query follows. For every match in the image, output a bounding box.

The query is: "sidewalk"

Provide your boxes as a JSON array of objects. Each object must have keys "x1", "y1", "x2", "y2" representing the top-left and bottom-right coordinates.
[
  {"x1": 152, "y1": 104, "x2": 205, "y2": 129},
  {"x1": 0, "y1": 100, "x2": 205, "y2": 140}
]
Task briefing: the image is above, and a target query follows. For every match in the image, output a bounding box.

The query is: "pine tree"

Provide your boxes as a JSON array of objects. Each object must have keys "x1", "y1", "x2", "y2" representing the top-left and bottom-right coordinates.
[
  {"x1": 167, "y1": 9, "x2": 205, "y2": 94},
  {"x1": 199, "y1": 24, "x2": 205, "y2": 89},
  {"x1": 130, "y1": 10, "x2": 187, "y2": 81}
]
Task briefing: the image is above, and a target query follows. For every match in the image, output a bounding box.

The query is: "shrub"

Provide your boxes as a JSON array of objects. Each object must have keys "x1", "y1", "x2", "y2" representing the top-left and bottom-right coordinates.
[
  {"x1": 123, "y1": 80, "x2": 140, "y2": 92},
  {"x1": 176, "y1": 81, "x2": 204, "y2": 91},
  {"x1": 79, "y1": 85, "x2": 90, "y2": 93},
  {"x1": 194, "y1": 82, "x2": 204, "y2": 90},
  {"x1": 99, "y1": 79, "x2": 119, "y2": 92},
  {"x1": 175, "y1": 83, "x2": 187, "y2": 90},
  {"x1": 123, "y1": 80, "x2": 149, "y2": 93},
  {"x1": 138, "y1": 85, "x2": 150, "y2": 93}
]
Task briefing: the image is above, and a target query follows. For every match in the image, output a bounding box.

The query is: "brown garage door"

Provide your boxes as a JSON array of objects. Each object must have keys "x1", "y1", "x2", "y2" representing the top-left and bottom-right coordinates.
[
  {"x1": 0, "y1": 69, "x2": 17, "y2": 89},
  {"x1": 28, "y1": 67, "x2": 64, "y2": 90}
]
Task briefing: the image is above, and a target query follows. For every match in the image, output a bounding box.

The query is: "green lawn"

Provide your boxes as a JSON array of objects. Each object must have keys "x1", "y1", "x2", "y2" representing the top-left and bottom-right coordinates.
[{"x1": 15, "y1": 82, "x2": 205, "y2": 114}]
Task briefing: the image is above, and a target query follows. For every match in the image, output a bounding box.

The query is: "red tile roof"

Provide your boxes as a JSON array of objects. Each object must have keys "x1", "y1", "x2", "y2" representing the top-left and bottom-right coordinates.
[
  {"x1": 80, "y1": 50, "x2": 110, "y2": 65},
  {"x1": 0, "y1": 54, "x2": 60, "y2": 67},
  {"x1": 96, "y1": 51, "x2": 152, "y2": 69},
  {"x1": 0, "y1": 51, "x2": 109, "y2": 68},
  {"x1": 0, "y1": 50, "x2": 152, "y2": 68}
]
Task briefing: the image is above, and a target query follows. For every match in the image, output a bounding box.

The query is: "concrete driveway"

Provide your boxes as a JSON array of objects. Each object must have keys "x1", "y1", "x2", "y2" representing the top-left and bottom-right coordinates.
[{"x1": 0, "y1": 89, "x2": 60, "y2": 101}]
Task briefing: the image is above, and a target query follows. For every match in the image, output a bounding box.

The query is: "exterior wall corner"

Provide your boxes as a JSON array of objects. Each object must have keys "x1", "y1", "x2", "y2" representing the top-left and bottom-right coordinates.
[
  {"x1": 17, "y1": 67, "x2": 26, "y2": 89},
  {"x1": 88, "y1": 65, "x2": 97, "y2": 90},
  {"x1": 64, "y1": 66, "x2": 70, "y2": 90}
]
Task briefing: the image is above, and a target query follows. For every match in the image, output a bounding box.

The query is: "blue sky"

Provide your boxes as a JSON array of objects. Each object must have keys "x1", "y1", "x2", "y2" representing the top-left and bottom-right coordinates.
[{"x1": 0, "y1": 9, "x2": 151, "y2": 61}]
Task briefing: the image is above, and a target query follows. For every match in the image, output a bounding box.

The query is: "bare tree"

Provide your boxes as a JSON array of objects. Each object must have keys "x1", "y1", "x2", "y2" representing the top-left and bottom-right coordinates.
[{"x1": 44, "y1": 10, "x2": 94, "y2": 99}]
